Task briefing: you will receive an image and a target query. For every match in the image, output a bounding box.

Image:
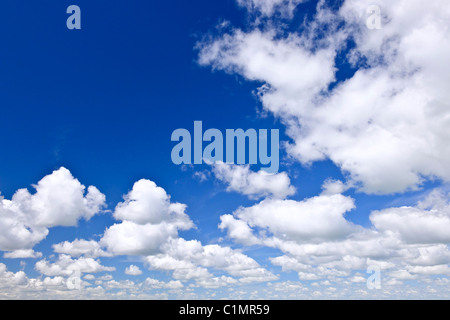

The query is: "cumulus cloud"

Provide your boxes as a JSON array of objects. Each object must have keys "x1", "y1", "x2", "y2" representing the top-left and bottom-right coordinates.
[
  {"x1": 199, "y1": 0, "x2": 450, "y2": 194},
  {"x1": 212, "y1": 162, "x2": 295, "y2": 199},
  {"x1": 321, "y1": 179, "x2": 350, "y2": 196},
  {"x1": 230, "y1": 193, "x2": 357, "y2": 242},
  {"x1": 0, "y1": 263, "x2": 28, "y2": 288},
  {"x1": 101, "y1": 179, "x2": 194, "y2": 256},
  {"x1": 219, "y1": 214, "x2": 261, "y2": 246},
  {"x1": 98, "y1": 178, "x2": 276, "y2": 285},
  {"x1": 220, "y1": 186, "x2": 450, "y2": 282},
  {"x1": 35, "y1": 254, "x2": 115, "y2": 277},
  {"x1": 102, "y1": 221, "x2": 182, "y2": 256},
  {"x1": 145, "y1": 238, "x2": 277, "y2": 284},
  {"x1": 371, "y1": 190, "x2": 450, "y2": 244},
  {"x1": 142, "y1": 277, "x2": 183, "y2": 289},
  {"x1": 3, "y1": 249, "x2": 42, "y2": 259},
  {"x1": 113, "y1": 179, "x2": 183, "y2": 225},
  {"x1": 53, "y1": 239, "x2": 111, "y2": 258},
  {"x1": 0, "y1": 167, "x2": 105, "y2": 252},
  {"x1": 125, "y1": 265, "x2": 143, "y2": 276}
]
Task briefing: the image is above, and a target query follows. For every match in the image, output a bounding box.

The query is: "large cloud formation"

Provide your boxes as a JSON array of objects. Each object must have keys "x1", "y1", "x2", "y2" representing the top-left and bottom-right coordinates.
[
  {"x1": 0, "y1": 168, "x2": 278, "y2": 298},
  {"x1": 198, "y1": 0, "x2": 450, "y2": 298},
  {"x1": 199, "y1": 0, "x2": 450, "y2": 194},
  {"x1": 100, "y1": 178, "x2": 277, "y2": 286},
  {"x1": 0, "y1": 167, "x2": 105, "y2": 256},
  {"x1": 220, "y1": 185, "x2": 450, "y2": 286}
]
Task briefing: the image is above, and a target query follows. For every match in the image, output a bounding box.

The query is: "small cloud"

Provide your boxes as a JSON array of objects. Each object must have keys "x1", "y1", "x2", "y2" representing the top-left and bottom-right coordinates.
[
  {"x1": 211, "y1": 162, "x2": 296, "y2": 200},
  {"x1": 3, "y1": 249, "x2": 43, "y2": 259},
  {"x1": 125, "y1": 265, "x2": 143, "y2": 276},
  {"x1": 193, "y1": 170, "x2": 210, "y2": 182}
]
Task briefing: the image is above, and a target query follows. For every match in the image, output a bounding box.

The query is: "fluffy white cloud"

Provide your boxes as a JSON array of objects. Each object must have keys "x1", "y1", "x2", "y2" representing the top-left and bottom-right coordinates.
[
  {"x1": 142, "y1": 277, "x2": 183, "y2": 289},
  {"x1": 199, "y1": 29, "x2": 336, "y2": 118},
  {"x1": 53, "y1": 239, "x2": 111, "y2": 258},
  {"x1": 220, "y1": 186, "x2": 450, "y2": 282},
  {"x1": 102, "y1": 221, "x2": 181, "y2": 256},
  {"x1": 114, "y1": 179, "x2": 177, "y2": 225},
  {"x1": 125, "y1": 265, "x2": 143, "y2": 276},
  {"x1": 35, "y1": 254, "x2": 115, "y2": 277},
  {"x1": 219, "y1": 214, "x2": 261, "y2": 246},
  {"x1": 0, "y1": 201, "x2": 48, "y2": 251},
  {"x1": 321, "y1": 179, "x2": 350, "y2": 196},
  {"x1": 97, "y1": 178, "x2": 276, "y2": 287},
  {"x1": 0, "y1": 263, "x2": 28, "y2": 288},
  {"x1": 193, "y1": 276, "x2": 237, "y2": 289},
  {"x1": 101, "y1": 179, "x2": 194, "y2": 256},
  {"x1": 231, "y1": 194, "x2": 357, "y2": 242},
  {"x1": 0, "y1": 168, "x2": 105, "y2": 252},
  {"x1": 14, "y1": 167, "x2": 106, "y2": 228},
  {"x1": 3, "y1": 249, "x2": 42, "y2": 259},
  {"x1": 199, "y1": 0, "x2": 450, "y2": 195},
  {"x1": 212, "y1": 162, "x2": 295, "y2": 199},
  {"x1": 371, "y1": 190, "x2": 450, "y2": 244},
  {"x1": 145, "y1": 238, "x2": 277, "y2": 284}
]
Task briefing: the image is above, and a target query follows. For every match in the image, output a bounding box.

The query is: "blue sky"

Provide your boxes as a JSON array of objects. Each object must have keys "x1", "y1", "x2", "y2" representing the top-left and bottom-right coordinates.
[{"x1": 0, "y1": 0, "x2": 449, "y2": 299}]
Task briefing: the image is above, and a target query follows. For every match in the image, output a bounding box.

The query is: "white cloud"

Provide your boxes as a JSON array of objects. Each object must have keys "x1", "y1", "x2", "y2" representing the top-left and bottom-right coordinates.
[
  {"x1": 199, "y1": 0, "x2": 450, "y2": 195},
  {"x1": 230, "y1": 194, "x2": 357, "y2": 242},
  {"x1": 0, "y1": 200, "x2": 48, "y2": 251},
  {"x1": 53, "y1": 239, "x2": 111, "y2": 258},
  {"x1": 15, "y1": 167, "x2": 106, "y2": 228},
  {"x1": 195, "y1": 0, "x2": 450, "y2": 294},
  {"x1": 370, "y1": 190, "x2": 450, "y2": 244},
  {"x1": 145, "y1": 254, "x2": 196, "y2": 272},
  {"x1": 220, "y1": 187, "x2": 450, "y2": 282},
  {"x1": 0, "y1": 167, "x2": 105, "y2": 252},
  {"x1": 219, "y1": 214, "x2": 261, "y2": 246},
  {"x1": 35, "y1": 254, "x2": 115, "y2": 277},
  {"x1": 114, "y1": 179, "x2": 177, "y2": 225},
  {"x1": 142, "y1": 277, "x2": 183, "y2": 289},
  {"x1": 212, "y1": 162, "x2": 295, "y2": 199},
  {"x1": 0, "y1": 263, "x2": 28, "y2": 287},
  {"x1": 145, "y1": 238, "x2": 277, "y2": 284},
  {"x1": 3, "y1": 249, "x2": 42, "y2": 259},
  {"x1": 84, "y1": 274, "x2": 95, "y2": 281},
  {"x1": 98, "y1": 178, "x2": 276, "y2": 286},
  {"x1": 101, "y1": 179, "x2": 194, "y2": 256},
  {"x1": 42, "y1": 276, "x2": 66, "y2": 287},
  {"x1": 321, "y1": 179, "x2": 350, "y2": 196},
  {"x1": 192, "y1": 276, "x2": 237, "y2": 289},
  {"x1": 102, "y1": 221, "x2": 181, "y2": 256},
  {"x1": 406, "y1": 265, "x2": 450, "y2": 276},
  {"x1": 125, "y1": 265, "x2": 143, "y2": 276},
  {"x1": 199, "y1": 29, "x2": 336, "y2": 118}
]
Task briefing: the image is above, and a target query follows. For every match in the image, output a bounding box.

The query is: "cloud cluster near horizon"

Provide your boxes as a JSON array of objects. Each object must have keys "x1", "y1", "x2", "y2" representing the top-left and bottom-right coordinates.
[{"x1": 0, "y1": 163, "x2": 448, "y2": 298}]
